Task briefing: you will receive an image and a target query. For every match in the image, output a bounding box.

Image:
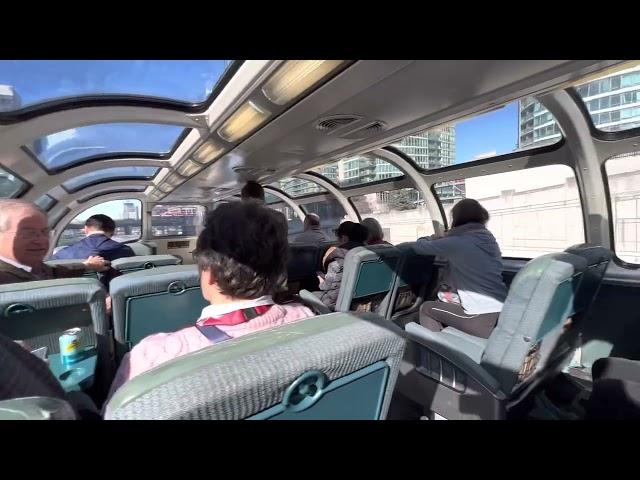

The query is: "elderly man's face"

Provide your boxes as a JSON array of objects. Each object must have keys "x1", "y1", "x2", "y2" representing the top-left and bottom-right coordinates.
[{"x1": 0, "y1": 207, "x2": 50, "y2": 267}]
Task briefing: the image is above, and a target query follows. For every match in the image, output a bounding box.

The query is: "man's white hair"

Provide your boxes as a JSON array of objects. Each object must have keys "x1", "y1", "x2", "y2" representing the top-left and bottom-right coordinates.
[{"x1": 0, "y1": 199, "x2": 45, "y2": 232}]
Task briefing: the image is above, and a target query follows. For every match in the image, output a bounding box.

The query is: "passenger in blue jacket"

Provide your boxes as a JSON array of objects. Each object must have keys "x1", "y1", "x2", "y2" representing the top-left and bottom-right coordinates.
[{"x1": 51, "y1": 214, "x2": 135, "y2": 262}]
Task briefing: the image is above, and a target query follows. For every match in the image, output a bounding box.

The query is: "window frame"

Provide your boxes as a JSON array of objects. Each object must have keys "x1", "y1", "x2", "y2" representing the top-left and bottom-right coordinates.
[
  {"x1": 55, "y1": 198, "x2": 144, "y2": 248},
  {"x1": 0, "y1": 163, "x2": 31, "y2": 198},
  {"x1": 568, "y1": 87, "x2": 640, "y2": 141},
  {"x1": 150, "y1": 203, "x2": 208, "y2": 239},
  {"x1": 431, "y1": 162, "x2": 587, "y2": 261},
  {"x1": 602, "y1": 153, "x2": 640, "y2": 269}
]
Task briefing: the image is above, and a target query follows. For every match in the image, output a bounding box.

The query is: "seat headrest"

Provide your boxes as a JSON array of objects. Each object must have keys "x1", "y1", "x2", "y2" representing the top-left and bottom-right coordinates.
[
  {"x1": 564, "y1": 244, "x2": 612, "y2": 267},
  {"x1": 111, "y1": 255, "x2": 182, "y2": 271}
]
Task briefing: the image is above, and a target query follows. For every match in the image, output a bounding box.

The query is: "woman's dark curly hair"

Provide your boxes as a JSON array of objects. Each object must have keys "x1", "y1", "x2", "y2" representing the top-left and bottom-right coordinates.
[
  {"x1": 450, "y1": 198, "x2": 490, "y2": 228},
  {"x1": 194, "y1": 201, "x2": 288, "y2": 299}
]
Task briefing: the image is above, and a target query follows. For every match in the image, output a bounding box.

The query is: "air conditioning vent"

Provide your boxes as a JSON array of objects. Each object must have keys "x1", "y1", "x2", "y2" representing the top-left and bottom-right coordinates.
[
  {"x1": 233, "y1": 166, "x2": 263, "y2": 175},
  {"x1": 340, "y1": 120, "x2": 387, "y2": 139},
  {"x1": 363, "y1": 121, "x2": 386, "y2": 133},
  {"x1": 315, "y1": 115, "x2": 362, "y2": 133}
]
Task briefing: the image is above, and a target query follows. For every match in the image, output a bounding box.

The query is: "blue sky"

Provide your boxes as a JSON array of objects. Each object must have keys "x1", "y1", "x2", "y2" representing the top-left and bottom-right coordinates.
[
  {"x1": 0, "y1": 60, "x2": 230, "y2": 107},
  {"x1": 454, "y1": 102, "x2": 519, "y2": 163}
]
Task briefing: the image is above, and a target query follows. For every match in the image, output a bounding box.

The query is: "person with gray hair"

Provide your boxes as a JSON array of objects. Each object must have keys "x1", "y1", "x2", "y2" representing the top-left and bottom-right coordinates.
[
  {"x1": 361, "y1": 217, "x2": 391, "y2": 246},
  {"x1": 293, "y1": 213, "x2": 328, "y2": 244},
  {"x1": 0, "y1": 199, "x2": 109, "y2": 285}
]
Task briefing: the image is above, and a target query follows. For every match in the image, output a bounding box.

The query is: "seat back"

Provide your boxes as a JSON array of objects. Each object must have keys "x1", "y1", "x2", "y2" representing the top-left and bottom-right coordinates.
[
  {"x1": 335, "y1": 245, "x2": 402, "y2": 315},
  {"x1": 0, "y1": 278, "x2": 111, "y2": 393},
  {"x1": 287, "y1": 244, "x2": 320, "y2": 292},
  {"x1": 480, "y1": 252, "x2": 588, "y2": 396},
  {"x1": 110, "y1": 264, "x2": 207, "y2": 360},
  {"x1": 388, "y1": 243, "x2": 436, "y2": 321},
  {"x1": 104, "y1": 312, "x2": 406, "y2": 420}
]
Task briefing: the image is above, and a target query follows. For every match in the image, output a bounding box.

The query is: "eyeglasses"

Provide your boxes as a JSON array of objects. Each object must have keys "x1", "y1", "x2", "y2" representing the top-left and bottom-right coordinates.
[{"x1": 4, "y1": 229, "x2": 51, "y2": 240}]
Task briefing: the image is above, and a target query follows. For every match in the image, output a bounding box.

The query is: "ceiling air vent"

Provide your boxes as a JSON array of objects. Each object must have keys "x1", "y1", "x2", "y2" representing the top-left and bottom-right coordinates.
[
  {"x1": 232, "y1": 166, "x2": 261, "y2": 175},
  {"x1": 315, "y1": 115, "x2": 362, "y2": 134},
  {"x1": 340, "y1": 121, "x2": 387, "y2": 139}
]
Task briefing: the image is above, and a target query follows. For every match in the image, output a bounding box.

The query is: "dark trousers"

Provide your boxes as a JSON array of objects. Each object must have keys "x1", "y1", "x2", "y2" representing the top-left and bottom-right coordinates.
[{"x1": 419, "y1": 301, "x2": 499, "y2": 339}]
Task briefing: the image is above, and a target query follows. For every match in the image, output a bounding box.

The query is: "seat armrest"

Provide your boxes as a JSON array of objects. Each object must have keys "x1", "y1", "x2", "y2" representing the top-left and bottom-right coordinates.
[
  {"x1": 298, "y1": 290, "x2": 332, "y2": 315},
  {"x1": 405, "y1": 322, "x2": 505, "y2": 398}
]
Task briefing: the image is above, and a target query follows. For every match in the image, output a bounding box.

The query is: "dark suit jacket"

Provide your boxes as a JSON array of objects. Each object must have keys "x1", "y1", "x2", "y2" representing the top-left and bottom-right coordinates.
[{"x1": 0, "y1": 259, "x2": 87, "y2": 285}]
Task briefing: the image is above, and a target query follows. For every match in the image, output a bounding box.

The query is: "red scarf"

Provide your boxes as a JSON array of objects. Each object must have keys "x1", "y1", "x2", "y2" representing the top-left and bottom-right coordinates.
[{"x1": 198, "y1": 305, "x2": 273, "y2": 327}]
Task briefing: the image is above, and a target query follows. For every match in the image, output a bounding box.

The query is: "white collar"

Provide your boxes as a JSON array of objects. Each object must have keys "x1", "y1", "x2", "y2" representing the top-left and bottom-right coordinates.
[
  {"x1": 199, "y1": 295, "x2": 275, "y2": 320},
  {"x1": 0, "y1": 255, "x2": 32, "y2": 273}
]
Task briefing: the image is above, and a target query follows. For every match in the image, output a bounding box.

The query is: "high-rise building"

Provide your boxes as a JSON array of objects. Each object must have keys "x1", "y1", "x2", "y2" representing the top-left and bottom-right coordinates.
[
  {"x1": 122, "y1": 201, "x2": 140, "y2": 220},
  {"x1": 519, "y1": 65, "x2": 640, "y2": 148},
  {"x1": 0, "y1": 84, "x2": 20, "y2": 112},
  {"x1": 394, "y1": 127, "x2": 460, "y2": 204},
  {"x1": 277, "y1": 177, "x2": 325, "y2": 197},
  {"x1": 392, "y1": 127, "x2": 456, "y2": 170},
  {"x1": 288, "y1": 127, "x2": 458, "y2": 201}
]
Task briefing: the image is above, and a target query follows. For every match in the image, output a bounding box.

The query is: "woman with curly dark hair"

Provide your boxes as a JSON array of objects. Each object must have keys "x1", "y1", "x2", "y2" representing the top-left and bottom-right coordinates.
[{"x1": 108, "y1": 201, "x2": 314, "y2": 397}]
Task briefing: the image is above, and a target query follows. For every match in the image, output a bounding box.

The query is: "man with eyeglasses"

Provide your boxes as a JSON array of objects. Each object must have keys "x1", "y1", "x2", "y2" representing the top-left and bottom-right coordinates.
[{"x1": 0, "y1": 199, "x2": 109, "y2": 285}]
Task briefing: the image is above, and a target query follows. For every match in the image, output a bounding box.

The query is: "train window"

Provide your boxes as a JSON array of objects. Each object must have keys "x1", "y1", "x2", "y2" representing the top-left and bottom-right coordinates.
[
  {"x1": 301, "y1": 197, "x2": 348, "y2": 239},
  {"x1": 276, "y1": 177, "x2": 326, "y2": 197},
  {"x1": 312, "y1": 155, "x2": 404, "y2": 187},
  {"x1": 0, "y1": 165, "x2": 28, "y2": 198},
  {"x1": 57, "y1": 199, "x2": 142, "y2": 248},
  {"x1": 350, "y1": 187, "x2": 434, "y2": 243},
  {"x1": 151, "y1": 204, "x2": 206, "y2": 238},
  {"x1": 605, "y1": 152, "x2": 640, "y2": 264},
  {"x1": 29, "y1": 123, "x2": 186, "y2": 172},
  {"x1": 62, "y1": 166, "x2": 159, "y2": 193},
  {"x1": 391, "y1": 97, "x2": 562, "y2": 171},
  {"x1": 574, "y1": 64, "x2": 640, "y2": 132},
  {"x1": 434, "y1": 165, "x2": 585, "y2": 258},
  {"x1": 0, "y1": 60, "x2": 234, "y2": 112},
  {"x1": 270, "y1": 204, "x2": 303, "y2": 237},
  {"x1": 265, "y1": 192, "x2": 280, "y2": 204},
  {"x1": 35, "y1": 194, "x2": 56, "y2": 211}
]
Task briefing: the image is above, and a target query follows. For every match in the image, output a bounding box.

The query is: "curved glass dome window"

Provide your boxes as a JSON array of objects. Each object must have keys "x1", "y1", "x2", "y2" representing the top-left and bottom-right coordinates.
[
  {"x1": 0, "y1": 60, "x2": 235, "y2": 112},
  {"x1": 28, "y1": 123, "x2": 187, "y2": 172},
  {"x1": 62, "y1": 166, "x2": 159, "y2": 193}
]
